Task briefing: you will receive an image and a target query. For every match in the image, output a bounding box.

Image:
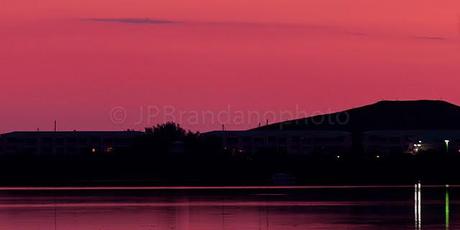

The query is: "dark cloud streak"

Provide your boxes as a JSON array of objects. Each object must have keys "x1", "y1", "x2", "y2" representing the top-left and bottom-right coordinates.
[
  {"x1": 85, "y1": 18, "x2": 177, "y2": 24},
  {"x1": 412, "y1": 36, "x2": 447, "y2": 41},
  {"x1": 82, "y1": 18, "x2": 453, "y2": 42}
]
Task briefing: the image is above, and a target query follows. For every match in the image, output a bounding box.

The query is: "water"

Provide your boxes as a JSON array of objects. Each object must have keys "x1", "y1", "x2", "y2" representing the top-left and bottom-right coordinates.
[{"x1": 0, "y1": 185, "x2": 455, "y2": 230}]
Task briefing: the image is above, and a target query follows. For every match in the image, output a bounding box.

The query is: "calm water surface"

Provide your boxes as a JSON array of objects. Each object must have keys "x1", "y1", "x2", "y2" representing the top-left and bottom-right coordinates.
[{"x1": 0, "y1": 185, "x2": 456, "y2": 230}]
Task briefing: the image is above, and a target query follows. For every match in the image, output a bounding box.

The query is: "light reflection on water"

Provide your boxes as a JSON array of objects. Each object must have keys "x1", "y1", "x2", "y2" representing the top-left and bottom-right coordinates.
[{"x1": 0, "y1": 185, "x2": 456, "y2": 230}]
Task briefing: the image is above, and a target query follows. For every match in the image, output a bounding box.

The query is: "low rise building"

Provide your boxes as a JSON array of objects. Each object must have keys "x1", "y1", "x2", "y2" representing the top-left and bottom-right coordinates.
[
  {"x1": 362, "y1": 130, "x2": 460, "y2": 155},
  {"x1": 204, "y1": 130, "x2": 353, "y2": 156},
  {"x1": 0, "y1": 131, "x2": 144, "y2": 156}
]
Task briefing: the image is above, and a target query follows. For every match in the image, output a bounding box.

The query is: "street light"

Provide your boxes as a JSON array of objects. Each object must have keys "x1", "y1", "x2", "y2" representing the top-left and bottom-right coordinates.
[{"x1": 444, "y1": 140, "x2": 450, "y2": 153}]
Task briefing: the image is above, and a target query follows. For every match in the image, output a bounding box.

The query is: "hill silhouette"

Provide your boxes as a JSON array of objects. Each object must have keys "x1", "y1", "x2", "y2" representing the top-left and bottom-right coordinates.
[{"x1": 255, "y1": 100, "x2": 460, "y2": 132}]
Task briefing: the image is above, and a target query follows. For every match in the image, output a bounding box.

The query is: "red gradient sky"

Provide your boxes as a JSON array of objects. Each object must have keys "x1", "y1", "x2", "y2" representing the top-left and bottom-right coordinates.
[{"x1": 1, "y1": 0, "x2": 460, "y2": 132}]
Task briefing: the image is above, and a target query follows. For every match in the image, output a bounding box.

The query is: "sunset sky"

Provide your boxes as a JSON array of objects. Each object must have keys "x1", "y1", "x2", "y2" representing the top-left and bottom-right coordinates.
[{"x1": 1, "y1": 0, "x2": 460, "y2": 132}]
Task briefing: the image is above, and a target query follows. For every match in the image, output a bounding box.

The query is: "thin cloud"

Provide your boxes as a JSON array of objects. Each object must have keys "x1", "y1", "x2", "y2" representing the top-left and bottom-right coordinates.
[
  {"x1": 200, "y1": 21, "x2": 450, "y2": 42},
  {"x1": 82, "y1": 18, "x2": 453, "y2": 42},
  {"x1": 412, "y1": 36, "x2": 447, "y2": 41},
  {"x1": 85, "y1": 18, "x2": 177, "y2": 24}
]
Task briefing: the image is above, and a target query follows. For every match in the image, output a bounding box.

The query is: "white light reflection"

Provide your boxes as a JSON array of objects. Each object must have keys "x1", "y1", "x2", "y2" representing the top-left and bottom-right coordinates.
[{"x1": 414, "y1": 182, "x2": 422, "y2": 229}]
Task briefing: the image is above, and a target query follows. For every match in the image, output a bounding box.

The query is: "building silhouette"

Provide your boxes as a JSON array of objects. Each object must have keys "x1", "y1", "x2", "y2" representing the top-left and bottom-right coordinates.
[{"x1": 0, "y1": 131, "x2": 143, "y2": 156}]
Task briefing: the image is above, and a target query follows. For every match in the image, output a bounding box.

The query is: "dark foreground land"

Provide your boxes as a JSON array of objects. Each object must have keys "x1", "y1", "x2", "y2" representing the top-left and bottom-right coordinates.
[
  {"x1": 3, "y1": 100, "x2": 460, "y2": 187},
  {"x1": 0, "y1": 152, "x2": 458, "y2": 186}
]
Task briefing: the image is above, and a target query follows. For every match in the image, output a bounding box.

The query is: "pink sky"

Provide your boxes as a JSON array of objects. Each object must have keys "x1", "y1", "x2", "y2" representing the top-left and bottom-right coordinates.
[{"x1": 1, "y1": 0, "x2": 460, "y2": 132}]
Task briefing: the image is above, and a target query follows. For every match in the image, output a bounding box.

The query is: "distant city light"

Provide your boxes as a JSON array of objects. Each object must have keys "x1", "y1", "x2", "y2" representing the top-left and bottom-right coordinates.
[
  {"x1": 413, "y1": 142, "x2": 422, "y2": 153},
  {"x1": 91, "y1": 148, "x2": 96, "y2": 153}
]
